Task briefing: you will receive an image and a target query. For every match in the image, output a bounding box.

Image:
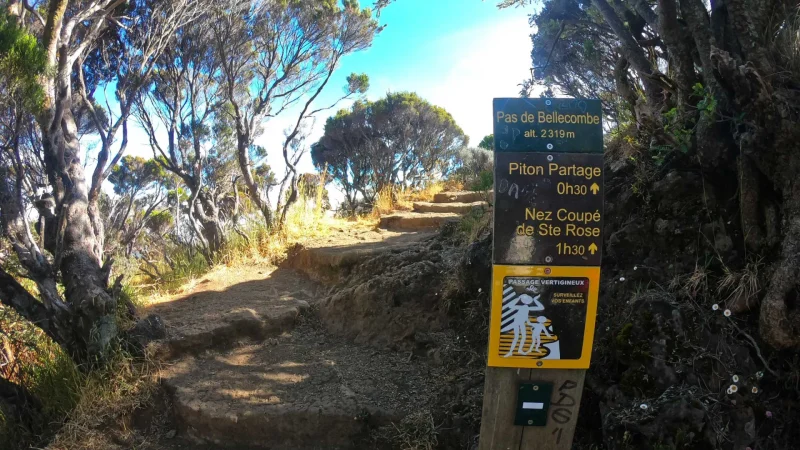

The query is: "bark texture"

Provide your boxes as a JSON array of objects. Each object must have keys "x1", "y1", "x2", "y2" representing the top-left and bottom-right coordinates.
[{"x1": 591, "y1": 0, "x2": 800, "y2": 348}]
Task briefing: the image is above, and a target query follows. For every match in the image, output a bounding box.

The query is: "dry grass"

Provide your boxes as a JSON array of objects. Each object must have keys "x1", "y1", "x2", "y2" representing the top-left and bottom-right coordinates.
[
  {"x1": 398, "y1": 182, "x2": 445, "y2": 204},
  {"x1": 374, "y1": 410, "x2": 439, "y2": 450},
  {"x1": 770, "y1": 5, "x2": 800, "y2": 82},
  {"x1": 668, "y1": 261, "x2": 710, "y2": 299},
  {"x1": 371, "y1": 185, "x2": 396, "y2": 217},
  {"x1": 370, "y1": 182, "x2": 446, "y2": 218},
  {"x1": 348, "y1": 213, "x2": 380, "y2": 229},
  {"x1": 717, "y1": 258, "x2": 763, "y2": 311},
  {"x1": 718, "y1": 260, "x2": 761, "y2": 297},
  {"x1": 457, "y1": 206, "x2": 492, "y2": 244},
  {"x1": 220, "y1": 177, "x2": 334, "y2": 266},
  {"x1": 47, "y1": 353, "x2": 161, "y2": 450},
  {"x1": 141, "y1": 177, "x2": 346, "y2": 304},
  {"x1": 442, "y1": 179, "x2": 464, "y2": 192},
  {"x1": 684, "y1": 263, "x2": 710, "y2": 298}
]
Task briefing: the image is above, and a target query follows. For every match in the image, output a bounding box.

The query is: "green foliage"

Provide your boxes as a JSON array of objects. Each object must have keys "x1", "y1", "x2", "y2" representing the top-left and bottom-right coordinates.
[
  {"x1": 478, "y1": 134, "x2": 494, "y2": 151},
  {"x1": 469, "y1": 169, "x2": 494, "y2": 191},
  {"x1": 525, "y1": 0, "x2": 618, "y2": 112},
  {"x1": 146, "y1": 210, "x2": 173, "y2": 234},
  {"x1": 313, "y1": 91, "x2": 467, "y2": 208},
  {"x1": 254, "y1": 163, "x2": 277, "y2": 189},
  {"x1": 457, "y1": 206, "x2": 492, "y2": 245},
  {"x1": 143, "y1": 249, "x2": 210, "y2": 293},
  {"x1": 345, "y1": 72, "x2": 370, "y2": 94},
  {"x1": 647, "y1": 83, "x2": 717, "y2": 166},
  {"x1": 0, "y1": 12, "x2": 47, "y2": 112},
  {"x1": 582, "y1": 38, "x2": 597, "y2": 60},
  {"x1": 692, "y1": 83, "x2": 717, "y2": 119},
  {"x1": 451, "y1": 147, "x2": 492, "y2": 190},
  {"x1": 108, "y1": 156, "x2": 166, "y2": 196},
  {"x1": 659, "y1": 107, "x2": 692, "y2": 160}
]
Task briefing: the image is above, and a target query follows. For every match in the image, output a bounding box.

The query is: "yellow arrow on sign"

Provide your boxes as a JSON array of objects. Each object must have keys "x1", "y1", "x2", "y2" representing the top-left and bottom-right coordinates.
[
  {"x1": 590, "y1": 183, "x2": 600, "y2": 194},
  {"x1": 588, "y1": 243, "x2": 598, "y2": 255}
]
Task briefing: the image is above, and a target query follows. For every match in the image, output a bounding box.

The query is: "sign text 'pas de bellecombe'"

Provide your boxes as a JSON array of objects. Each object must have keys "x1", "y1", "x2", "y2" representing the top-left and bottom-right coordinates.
[{"x1": 493, "y1": 98, "x2": 603, "y2": 153}]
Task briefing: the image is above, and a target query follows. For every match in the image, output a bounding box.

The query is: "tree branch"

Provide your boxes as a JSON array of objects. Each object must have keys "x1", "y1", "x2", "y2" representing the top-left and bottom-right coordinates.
[
  {"x1": 592, "y1": 0, "x2": 665, "y2": 100},
  {"x1": 0, "y1": 267, "x2": 71, "y2": 349},
  {"x1": 21, "y1": 0, "x2": 45, "y2": 26}
]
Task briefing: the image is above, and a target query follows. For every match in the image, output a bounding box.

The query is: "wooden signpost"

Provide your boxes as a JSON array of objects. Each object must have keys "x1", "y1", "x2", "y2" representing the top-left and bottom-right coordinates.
[{"x1": 478, "y1": 98, "x2": 604, "y2": 450}]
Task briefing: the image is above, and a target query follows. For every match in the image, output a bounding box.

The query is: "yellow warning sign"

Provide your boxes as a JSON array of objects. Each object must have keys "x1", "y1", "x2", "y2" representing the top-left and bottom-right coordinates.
[{"x1": 487, "y1": 265, "x2": 600, "y2": 369}]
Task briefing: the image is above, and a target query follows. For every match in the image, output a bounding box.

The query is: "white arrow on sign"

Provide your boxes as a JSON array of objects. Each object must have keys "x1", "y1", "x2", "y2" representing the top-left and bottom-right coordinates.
[{"x1": 522, "y1": 402, "x2": 545, "y2": 410}]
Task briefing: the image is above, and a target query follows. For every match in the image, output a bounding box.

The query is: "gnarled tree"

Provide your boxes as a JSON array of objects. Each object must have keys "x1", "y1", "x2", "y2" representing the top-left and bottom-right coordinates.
[
  {"x1": 212, "y1": 0, "x2": 379, "y2": 227},
  {"x1": 134, "y1": 21, "x2": 238, "y2": 263},
  {"x1": 506, "y1": 0, "x2": 800, "y2": 348},
  {"x1": 0, "y1": 0, "x2": 204, "y2": 364}
]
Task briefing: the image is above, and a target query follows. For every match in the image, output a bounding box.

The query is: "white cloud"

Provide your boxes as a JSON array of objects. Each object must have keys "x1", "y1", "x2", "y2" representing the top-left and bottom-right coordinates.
[{"x1": 422, "y1": 15, "x2": 533, "y2": 145}]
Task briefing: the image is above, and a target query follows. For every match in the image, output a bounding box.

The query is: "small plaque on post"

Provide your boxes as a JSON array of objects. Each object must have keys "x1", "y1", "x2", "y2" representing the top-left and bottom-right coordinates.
[{"x1": 515, "y1": 382, "x2": 553, "y2": 426}]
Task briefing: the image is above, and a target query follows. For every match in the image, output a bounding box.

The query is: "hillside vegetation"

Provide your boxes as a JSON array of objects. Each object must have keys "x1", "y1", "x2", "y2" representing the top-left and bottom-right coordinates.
[
  {"x1": 2, "y1": 0, "x2": 800, "y2": 449},
  {"x1": 503, "y1": 0, "x2": 800, "y2": 448}
]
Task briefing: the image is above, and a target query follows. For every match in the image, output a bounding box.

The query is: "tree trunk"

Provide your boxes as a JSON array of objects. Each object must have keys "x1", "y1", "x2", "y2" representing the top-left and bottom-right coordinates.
[
  {"x1": 0, "y1": 376, "x2": 43, "y2": 432},
  {"x1": 591, "y1": 0, "x2": 800, "y2": 349},
  {"x1": 696, "y1": 1, "x2": 800, "y2": 347},
  {"x1": 199, "y1": 218, "x2": 224, "y2": 257},
  {"x1": 657, "y1": 0, "x2": 698, "y2": 106},
  {"x1": 48, "y1": 130, "x2": 117, "y2": 362},
  {"x1": 278, "y1": 173, "x2": 299, "y2": 227},
  {"x1": 38, "y1": 101, "x2": 118, "y2": 363},
  {"x1": 236, "y1": 130, "x2": 272, "y2": 227},
  {"x1": 592, "y1": 0, "x2": 664, "y2": 102},
  {"x1": 196, "y1": 191, "x2": 225, "y2": 256}
]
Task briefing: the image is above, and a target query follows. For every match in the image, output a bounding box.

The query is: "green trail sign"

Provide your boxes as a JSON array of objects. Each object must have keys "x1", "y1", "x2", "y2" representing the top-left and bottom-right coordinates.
[
  {"x1": 493, "y1": 98, "x2": 603, "y2": 153},
  {"x1": 493, "y1": 152, "x2": 604, "y2": 267},
  {"x1": 480, "y1": 97, "x2": 604, "y2": 450}
]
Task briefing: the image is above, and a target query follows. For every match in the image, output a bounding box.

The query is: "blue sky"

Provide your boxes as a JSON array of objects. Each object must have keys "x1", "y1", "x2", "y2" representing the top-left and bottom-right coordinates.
[
  {"x1": 118, "y1": 0, "x2": 536, "y2": 199},
  {"x1": 257, "y1": 0, "x2": 536, "y2": 171}
]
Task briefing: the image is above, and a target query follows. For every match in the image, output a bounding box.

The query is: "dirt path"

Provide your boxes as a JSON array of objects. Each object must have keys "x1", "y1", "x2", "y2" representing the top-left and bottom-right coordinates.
[
  {"x1": 147, "y1": 266, "x2": 313, "y2": 359},
  {"x1": 138, "y1": 193, "x2": 486, "y2": 449}
]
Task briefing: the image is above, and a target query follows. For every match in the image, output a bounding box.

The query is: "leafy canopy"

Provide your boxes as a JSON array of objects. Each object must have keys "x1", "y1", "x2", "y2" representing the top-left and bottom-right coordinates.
[{"x1": 0, "y1": 12, "x2": 47, "y2": 111}]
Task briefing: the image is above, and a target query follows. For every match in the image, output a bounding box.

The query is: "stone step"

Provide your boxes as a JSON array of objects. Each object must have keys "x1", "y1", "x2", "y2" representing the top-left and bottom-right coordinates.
[
  {"x1": 412, "y1": 200, "x2": 488, "y2": 214},
  {"x1": 162, "y1": 324, "x2": 438, "y2": 449},
  {"x1": 378, "y1": 212, "x2": 460, "y2": 231},
  {"x1": 146, "y1": 268, "x2": 313, "y2": 359},
  {"x1": 432, "y1": 191, "x2": 491, "y2": 203},
  {"x1": 285, "y1": 230, "x2": 435, "y2": 284}
]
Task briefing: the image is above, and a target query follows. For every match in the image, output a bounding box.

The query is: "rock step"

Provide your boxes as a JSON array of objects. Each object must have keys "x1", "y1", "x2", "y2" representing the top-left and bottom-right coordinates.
[
  {"x1": 147, "y1": 268, "x2": 313, "y2": 359},
  {"x1": 432, "y1": 191, "x2": 491, "y2": 203},
  {"x1": 163, "y1": 325, "x2": 438, "y2": 449},
  {"x1": 285, "y1": 231, "x2": 435, "y2": 284},
  {"x1": 378, "y1": 211, "x2": 460, "y2": 230},
  {"x1": 412, "y1": 200, "x2": 487, "y2": 214}
]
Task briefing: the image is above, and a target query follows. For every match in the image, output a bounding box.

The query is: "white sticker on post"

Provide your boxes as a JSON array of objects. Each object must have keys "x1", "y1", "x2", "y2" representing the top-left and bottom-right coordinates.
[{"x1": 522, "y1": 402, "x2": 544, "y2": 410}]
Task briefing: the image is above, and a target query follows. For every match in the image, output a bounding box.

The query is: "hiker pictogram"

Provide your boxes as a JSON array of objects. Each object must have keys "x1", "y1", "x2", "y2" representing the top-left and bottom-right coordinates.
[
  {"x1": 499, "y1": 284, "x2": 561, "y2": 359},
  {"x1": 528, "y1": 316, "x2": 552, "y2": 353}
]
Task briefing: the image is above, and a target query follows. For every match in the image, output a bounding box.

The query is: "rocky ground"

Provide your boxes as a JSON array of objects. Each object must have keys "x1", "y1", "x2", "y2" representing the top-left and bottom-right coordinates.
[
  {"x1": 72, "y1": 172, "x2": 800, "y2": 450},
  {"x1": 124, "y1": 193, "x2": 491, "y2": 450}
]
